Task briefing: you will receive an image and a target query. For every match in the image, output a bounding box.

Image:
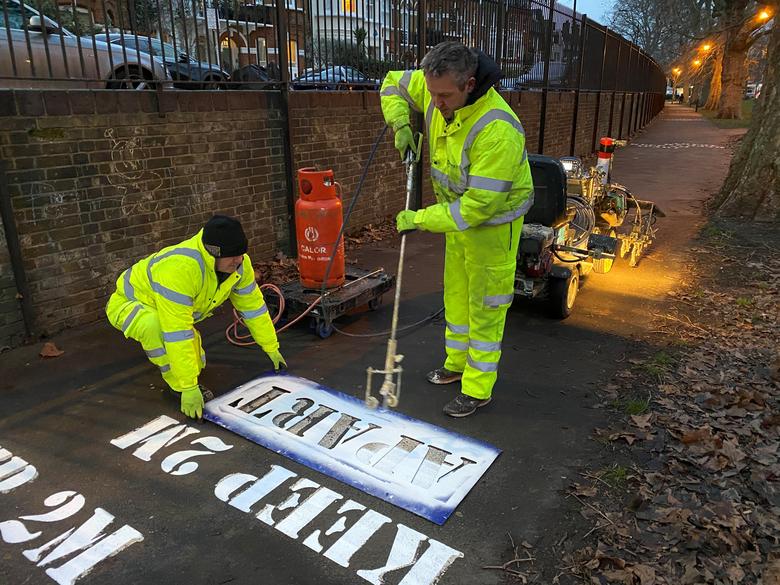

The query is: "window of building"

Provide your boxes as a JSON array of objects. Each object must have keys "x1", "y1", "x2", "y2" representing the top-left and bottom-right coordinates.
[
  {"x1": 342, "y1": 0, "x2": 356, "y2": 13},
  {"x1": 256, "y1": 37, "x2": 267, "y2": 65}
]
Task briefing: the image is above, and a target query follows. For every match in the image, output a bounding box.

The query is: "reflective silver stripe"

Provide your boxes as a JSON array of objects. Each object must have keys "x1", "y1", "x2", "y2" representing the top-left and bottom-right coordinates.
[
  {"x1": 460, "y1": 109, "x2": 525, "y2": 185},
  {"x1": 121, "y1": 304, "x2": 141, "y2": 332},
  {"x1": 470, "y1": 339, "x2": 502, "y2": 352},
  {"x1": 484, "y1": 294, "x2": 514, "y2": 308},
  {"x1": 123, "y1": 268, "x2": 136, "y2": 301},
  {"x1": 398, "y1": 70, "x2": 421, "y2": 112},
  {"x1": 520, "y1": 149, "x2": 528, "y2": 165},
  {"x1": 445, "y1": 339, "x2": 469, "y2": 351},
  {"x1": 200, "y1": 352, "x2": 206, "y2": 363},
  {"x1": 380, "y1": 86, "x2": 403, "y2": 98},
  {"x1": 448, "y1": 200, "x2": 470, "y2": 231},
  {"x1": 234, "y1": 281, "x2": 257, "y2": 295},
  {"x1": 431, "y1": 167, "x2": 466, "y2": 195},
  {"x1": 160, "y1": 364, "x2": 171, "y2": 373},
  {"x1": 425, "y1": 100, "x2": 435, "y2": 130},
  {"x1": 467, "y1": 355, "x2": 499, "y2": 372},
  {"x1": 149, "y1": 247, "x2": 205, "y2": 280},
  {"x1": 240, "y1": 305, "x2": 269, "y2": 320},
  {"x1": 193, "y1": 312, "x2": 203, "y2": 321},
  {"x1": 483, "y1": 193, "x2": 535, "y2": 226},
  {"x1": 163, "y1": 330, "x2": 195, "y2": 342},
  {"x1": 151, "y1": 283, "x2": 193, "y2": 307},
  {"x1": 145, "y1": 347, "x2": 166, "y2": 359},
  {"x1": 237, "y1": 263, "x2": 244, "y2": 276},
  {"x1": 446, "y1": 321, "x2": 469, "y2": 335},
  {"x1": 468, "y1": 175, "x2": 513, "y2": 193}
]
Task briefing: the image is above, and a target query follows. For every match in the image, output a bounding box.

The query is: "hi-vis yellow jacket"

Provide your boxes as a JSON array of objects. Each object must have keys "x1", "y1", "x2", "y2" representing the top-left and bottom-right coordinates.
[
  {"x1": 380, "y1": 69, "x2": 534, "y2": 232},
  {"x1": 114, "y1": 230, "x2": 278, "y2": 389}
]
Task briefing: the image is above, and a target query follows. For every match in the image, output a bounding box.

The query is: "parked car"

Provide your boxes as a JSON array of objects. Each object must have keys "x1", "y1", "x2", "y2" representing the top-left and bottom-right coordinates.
[
  {"x1": 291, "y1": 66, "x2": 379, "y2": 90},
  {"x1": 511, "y1": 61, "x2": 569, "y2": 89},
  {"x1": 0, "y1": 0, "x2": 170, "y2": 89},
  {"x1": 107, "y1": 34, "x2": 229, "y2": 89}
]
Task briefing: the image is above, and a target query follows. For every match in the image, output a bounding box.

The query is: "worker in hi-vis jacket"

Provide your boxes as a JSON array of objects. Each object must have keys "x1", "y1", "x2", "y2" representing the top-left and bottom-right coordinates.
[
  {"x1": 380, "y1": 41, "x2": 534, "y2": 417},
  {"x1": 106, "y1": 215, "x2": 285, "y2": 419}
]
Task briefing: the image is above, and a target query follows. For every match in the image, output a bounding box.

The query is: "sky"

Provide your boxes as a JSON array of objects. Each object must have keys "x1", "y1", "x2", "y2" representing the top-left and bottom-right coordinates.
[{"x1": 556, "y1": 0, "x2": 612, "y2": 25}]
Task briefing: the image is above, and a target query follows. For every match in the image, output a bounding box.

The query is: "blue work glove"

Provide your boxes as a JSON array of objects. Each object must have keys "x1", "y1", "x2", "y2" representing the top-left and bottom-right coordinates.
[
  {"x1": 266, "y1": 350, "x2": 287, "y2": 372},
  {"x1": 396, "y1": 210, "x2": 418, "y2": 234},
  {"x1": 180, "y1": 386, "x2": 204, "y2": 419},
  {"x1": 394, "y1": 125, "x2": 417, "y2": 161}
]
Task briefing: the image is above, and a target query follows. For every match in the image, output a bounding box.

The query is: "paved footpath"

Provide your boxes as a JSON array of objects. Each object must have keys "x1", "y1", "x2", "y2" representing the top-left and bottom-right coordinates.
[{"x1": 0, "y1": 104, "x2": 744, "y2": 585}]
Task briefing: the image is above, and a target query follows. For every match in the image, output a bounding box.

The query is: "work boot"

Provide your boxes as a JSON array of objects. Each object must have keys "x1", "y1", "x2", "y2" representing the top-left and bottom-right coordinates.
[
  {"x1": 442, "y1": 393, "x2": 491, "y2": 418},
  {"x1": 426, "y1": 367, "x2": 463, "y2": 385}
]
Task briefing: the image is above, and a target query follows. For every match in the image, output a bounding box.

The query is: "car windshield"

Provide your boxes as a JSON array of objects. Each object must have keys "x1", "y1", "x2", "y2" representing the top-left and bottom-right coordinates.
[
  {"x1": 297, "y1": 67, "x2": 339, "y2": 82},
  {"x1": 0, "y1": 1, "x2": 38, "y2": 30},
  {"x1": 111, "y1": 36, "x2": 179, "y2": 60}
]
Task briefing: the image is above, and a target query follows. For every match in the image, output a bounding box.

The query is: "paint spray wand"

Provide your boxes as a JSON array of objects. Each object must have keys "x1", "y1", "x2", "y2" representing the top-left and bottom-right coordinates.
[{"x1": 365, "y1": 133, "x2": 423, "y2": 409}]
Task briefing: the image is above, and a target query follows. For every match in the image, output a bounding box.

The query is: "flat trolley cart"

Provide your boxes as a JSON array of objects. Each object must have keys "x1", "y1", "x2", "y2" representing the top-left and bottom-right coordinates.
[{"x1": 267, "y1": 267, "x2": 396, "y2": 339}]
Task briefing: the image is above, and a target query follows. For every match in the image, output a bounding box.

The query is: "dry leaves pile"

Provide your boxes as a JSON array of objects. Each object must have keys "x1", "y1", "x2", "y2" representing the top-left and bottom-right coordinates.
[
  {"x1": 344, "y1": 217, "x2": 396, "y2": 248},
  {"x1": 559, "y1": 223, "x2": 780, "y2": 584},
  {"x1": 253, "y1": 252, "x2": 299, "y2": 285}
]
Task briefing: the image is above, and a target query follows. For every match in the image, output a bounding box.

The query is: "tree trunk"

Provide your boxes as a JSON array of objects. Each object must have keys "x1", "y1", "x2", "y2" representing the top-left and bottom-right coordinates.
[
  {"x1": 717, "y1": 0, "x2": 750, "y2": 119},
  {"x1": 718, "y1": 44, "x2": 748, "y2": 117},
  {"x1": 705, "y1": 48, "x2": 723, "y2": 109},
  {"x1": 714, "y1": 19, "x2": 780, "y2": 220}
]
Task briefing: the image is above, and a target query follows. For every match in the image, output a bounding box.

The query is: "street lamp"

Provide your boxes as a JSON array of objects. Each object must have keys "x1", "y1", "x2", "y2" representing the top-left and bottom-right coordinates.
[
  {"x1": 701, "y1": 43, "x2": 711, "y2": 52},
  {"x1": 758, "y1": 8, "x2": 772, "y2": 21},
  {"x1": 692, "y1": 59, "x2": 702, "y2": 67}
]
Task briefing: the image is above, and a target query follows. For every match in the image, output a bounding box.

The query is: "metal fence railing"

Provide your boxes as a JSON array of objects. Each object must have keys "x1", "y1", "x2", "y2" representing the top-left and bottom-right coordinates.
[{"x1": 0, "y1": 0, "x2": 666, "y2": 92}]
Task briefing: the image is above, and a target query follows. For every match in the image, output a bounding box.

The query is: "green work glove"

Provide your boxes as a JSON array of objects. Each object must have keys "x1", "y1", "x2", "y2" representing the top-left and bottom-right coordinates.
[
  {"x1": 267, "y1": 350, "x2": 287, "y2": 372},
  {"x1": 396, "y1": 210, "x2": 418, "y2": 234},
  {"x1": 394, "y1": 125, "x2": 417, "y2": 161},
  {"x1": 180, "y1": 386, "x2": 204, "y2": 419}
]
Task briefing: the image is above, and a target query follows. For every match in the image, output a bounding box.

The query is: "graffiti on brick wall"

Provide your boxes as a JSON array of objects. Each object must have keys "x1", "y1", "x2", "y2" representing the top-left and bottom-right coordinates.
[
  {"x1": 27, "y1": 182, "x2": 71, "y2": 225},
  {"x1": 105, "y1": 128, "x2": 171, "y2": 216}
]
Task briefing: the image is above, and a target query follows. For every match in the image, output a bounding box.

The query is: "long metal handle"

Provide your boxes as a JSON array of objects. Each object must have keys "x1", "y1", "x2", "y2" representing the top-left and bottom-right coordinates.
[{"x1": 365, "y1": 136, "x2": 421, "y2": 409}]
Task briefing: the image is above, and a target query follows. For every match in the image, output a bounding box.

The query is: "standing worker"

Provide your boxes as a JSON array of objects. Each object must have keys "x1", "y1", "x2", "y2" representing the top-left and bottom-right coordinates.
[
  {"x1": 380, "y1": 41, "x2": 534, "y2": 418},
  {"x1": 106, "y1": 215, "x2": 286, "y2": 420}
]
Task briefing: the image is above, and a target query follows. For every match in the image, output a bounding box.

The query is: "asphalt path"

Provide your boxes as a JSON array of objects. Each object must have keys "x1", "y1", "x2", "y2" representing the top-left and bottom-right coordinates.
[{"x1": 0, "y1": 104, "x2": 743, "y2": 585}]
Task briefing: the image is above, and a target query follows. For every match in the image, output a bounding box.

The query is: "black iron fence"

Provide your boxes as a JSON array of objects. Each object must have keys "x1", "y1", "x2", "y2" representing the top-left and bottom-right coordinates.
[{"x1": 0, "y1": 0, "x2": 665, "y2": 92}]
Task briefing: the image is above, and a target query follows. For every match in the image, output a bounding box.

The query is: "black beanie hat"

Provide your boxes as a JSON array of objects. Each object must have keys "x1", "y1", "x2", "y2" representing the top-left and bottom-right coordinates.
[{"x1": 202, "y1": 215, "x2": 248, "y2": 257}]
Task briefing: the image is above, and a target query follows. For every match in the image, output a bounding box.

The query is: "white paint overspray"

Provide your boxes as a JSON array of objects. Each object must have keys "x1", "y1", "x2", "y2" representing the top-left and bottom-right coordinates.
[{"x1": 356, "y1": 524, "x2": 463, "y2": 585}]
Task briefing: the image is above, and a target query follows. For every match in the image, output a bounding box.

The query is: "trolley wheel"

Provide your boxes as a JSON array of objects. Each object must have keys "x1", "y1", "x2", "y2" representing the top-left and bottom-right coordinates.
[
  {"x1": 593, "y1": 228, "x2": 617, "y2": 274},
  {"x1": 368, "y1": 296, "x2": 383, "y2": 311},
  {"x1": 548, "y1": 269, "x2": 579, "y2": 319},
  {"x1": 316, "y1": 320, "x2": 334, "y2": 339}
]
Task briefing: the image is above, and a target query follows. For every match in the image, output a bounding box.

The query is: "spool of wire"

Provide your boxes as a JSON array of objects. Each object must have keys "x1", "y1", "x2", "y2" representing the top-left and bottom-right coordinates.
[{"x1": 566, "y1": 195, "x2": 596, "y2": 248}]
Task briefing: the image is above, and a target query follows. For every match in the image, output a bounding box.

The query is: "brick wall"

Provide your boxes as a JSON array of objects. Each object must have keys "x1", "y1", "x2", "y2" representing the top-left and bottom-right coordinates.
[
  {"x1": 0, "y1": 90, "x2": 287, "y2": 341},
  {"x1": 0, "y1": 88, "x2": 662, "y2": 346}
]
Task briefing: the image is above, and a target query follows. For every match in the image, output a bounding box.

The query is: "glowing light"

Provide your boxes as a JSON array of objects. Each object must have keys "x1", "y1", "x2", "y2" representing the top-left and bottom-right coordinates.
[
  {"x1": 693, "y1": 59, "x2": 702, "y2": 66},
  {"x1": 757, "y1": 8, "x2": 771, "y2": 21},
  {"x1": 701, "y1": 43, "x2": 711, "y2": 52}
]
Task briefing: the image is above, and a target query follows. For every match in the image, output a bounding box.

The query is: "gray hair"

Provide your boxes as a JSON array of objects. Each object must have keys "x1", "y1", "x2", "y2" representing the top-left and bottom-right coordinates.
[{"x1": 420, "y1": 42, "x2": 478, "y2": 89}]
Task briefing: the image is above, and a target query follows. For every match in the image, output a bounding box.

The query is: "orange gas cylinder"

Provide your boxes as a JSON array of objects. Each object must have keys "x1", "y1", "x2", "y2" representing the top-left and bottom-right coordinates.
[{"x1": 295, "y1": 168, "x2": 346, "y2": 289}]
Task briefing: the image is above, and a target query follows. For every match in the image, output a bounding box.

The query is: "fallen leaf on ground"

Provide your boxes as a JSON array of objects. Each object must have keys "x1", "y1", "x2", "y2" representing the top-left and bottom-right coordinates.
[{"x1": 40, "y1": 342, "x2": 64, "y2": 358}]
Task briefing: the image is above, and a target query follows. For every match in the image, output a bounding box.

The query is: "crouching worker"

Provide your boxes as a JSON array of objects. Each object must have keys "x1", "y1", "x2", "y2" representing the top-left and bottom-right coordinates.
[{"x1": 106, "y1": 215, "x2": 286, "y2": 419}]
